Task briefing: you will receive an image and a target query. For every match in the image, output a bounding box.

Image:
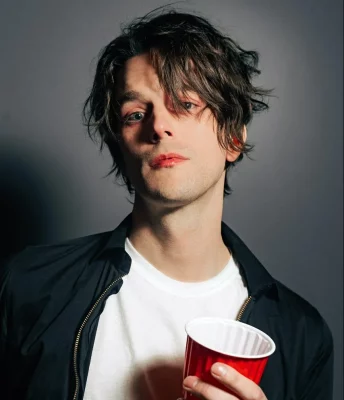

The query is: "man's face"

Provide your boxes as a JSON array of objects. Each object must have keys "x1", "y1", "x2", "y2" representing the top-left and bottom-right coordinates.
[{"x1": 117, "y1": 53, "x2": 239, "y2": 207}]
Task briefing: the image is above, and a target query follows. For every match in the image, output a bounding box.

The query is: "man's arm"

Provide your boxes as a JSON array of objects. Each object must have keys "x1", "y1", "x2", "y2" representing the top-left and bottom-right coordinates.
[
  {"x1": 0, "y1": 256, "x2": 12, "y2": 396},
  {"x1": 299, "y1": 316, "x2": 334, "y2": 400}
]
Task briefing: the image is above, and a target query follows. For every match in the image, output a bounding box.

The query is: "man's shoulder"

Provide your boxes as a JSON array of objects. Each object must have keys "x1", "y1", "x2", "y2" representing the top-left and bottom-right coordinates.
[
  {"x1": 274, "y1": 280, "x2": 320, "y2": 315},
  {"x1": 272, "y1": 279, "x2": 332, "y2": 342},
  {"x1": 10, "y1": 230, "x2": 109, "y2": 264},
  {"x1": 0, "y1": 230, "x2": 113, "y2": 291}
]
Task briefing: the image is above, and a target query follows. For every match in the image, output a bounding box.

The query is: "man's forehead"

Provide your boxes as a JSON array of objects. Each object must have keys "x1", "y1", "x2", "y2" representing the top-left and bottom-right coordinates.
[
  {"x1": 116, "y1": 54, "x2": 162, "y2": 99},
  {"x1": 115, "y1": 54, "x2": 202, "y2": 105}
]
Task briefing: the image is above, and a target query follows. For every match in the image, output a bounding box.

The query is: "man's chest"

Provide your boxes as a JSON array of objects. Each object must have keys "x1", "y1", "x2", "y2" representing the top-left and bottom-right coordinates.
[{"x1": 83, "y1": 274, "x2": 247, "y2": 400}]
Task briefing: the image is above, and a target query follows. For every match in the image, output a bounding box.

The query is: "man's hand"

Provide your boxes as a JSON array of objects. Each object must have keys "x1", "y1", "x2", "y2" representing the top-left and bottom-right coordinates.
[{"x1": 182, "y1": 363, "x2": 267, "y2": 400}]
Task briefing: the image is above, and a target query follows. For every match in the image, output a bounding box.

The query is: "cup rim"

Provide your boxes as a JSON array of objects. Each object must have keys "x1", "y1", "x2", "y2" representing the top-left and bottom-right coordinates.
[{"x1": 185, "y1": 317, "x2": 276, "y2": 359}]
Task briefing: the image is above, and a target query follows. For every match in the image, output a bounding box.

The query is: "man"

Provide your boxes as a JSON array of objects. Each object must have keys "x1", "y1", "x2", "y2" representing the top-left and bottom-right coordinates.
[{"x1": 0, "y1": 8, "x2": 333, "y2": 400}]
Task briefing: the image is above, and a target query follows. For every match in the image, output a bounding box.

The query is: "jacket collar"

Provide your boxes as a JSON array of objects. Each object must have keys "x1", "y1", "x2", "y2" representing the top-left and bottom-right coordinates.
[
  {"x1": 220, "y1": 222, "x2": 277, "y2": 296},
  {"x1": 96, "y1": 213, "x2": 277, "y2": 297}
]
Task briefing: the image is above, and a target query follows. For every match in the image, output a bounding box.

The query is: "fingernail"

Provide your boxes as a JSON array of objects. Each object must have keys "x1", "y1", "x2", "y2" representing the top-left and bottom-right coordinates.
[
  {"x1": 212, "y1": 364, "x2": 228, "y2": 377},
  {"x1": 183, "y1": 376, "x2": 198, "y2": 390}
]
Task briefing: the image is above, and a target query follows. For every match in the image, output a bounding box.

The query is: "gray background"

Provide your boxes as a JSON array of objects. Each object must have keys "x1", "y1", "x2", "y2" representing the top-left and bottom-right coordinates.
[{"x1": 0, "y1": 0, "x2": 342, "y2": 398}]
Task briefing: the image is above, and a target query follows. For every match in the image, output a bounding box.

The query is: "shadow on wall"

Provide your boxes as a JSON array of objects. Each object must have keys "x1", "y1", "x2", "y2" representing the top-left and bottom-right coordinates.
[{"x1": 0, "y1": 134, "x2": 55, "y2": 263}]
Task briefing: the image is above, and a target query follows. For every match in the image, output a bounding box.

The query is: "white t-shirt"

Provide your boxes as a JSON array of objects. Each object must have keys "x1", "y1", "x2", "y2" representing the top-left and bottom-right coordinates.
[{"x1": 83, "y1": 238, "x2": 248, "y2": 400}]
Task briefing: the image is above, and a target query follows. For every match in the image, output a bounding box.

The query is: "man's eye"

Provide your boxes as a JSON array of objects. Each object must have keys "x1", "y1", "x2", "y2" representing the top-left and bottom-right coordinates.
[
  {"x1": 124, "y1": 112, "x2": 145, "y2": 124},
  {"x1": 184, "y1": 102, "x2": 196, "y2": 110}
]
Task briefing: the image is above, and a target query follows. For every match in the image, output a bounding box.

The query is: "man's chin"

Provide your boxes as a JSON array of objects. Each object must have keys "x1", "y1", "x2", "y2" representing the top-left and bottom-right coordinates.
[{"x1": 137, "y1": 188, "x2": 195, "y2": 208}]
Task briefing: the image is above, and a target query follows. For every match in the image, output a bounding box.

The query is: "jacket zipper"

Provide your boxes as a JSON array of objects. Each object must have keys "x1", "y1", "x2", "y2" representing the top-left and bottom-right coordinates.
[
  {"x1": 236, "y1": 282, "x2": 276, "y2": 322},
  {"x1": 72, "y1": 273, "x2": 128, "y2": 400},
  {"x1": 236, "y1": 295, "x2": 252, "y2": 321}
]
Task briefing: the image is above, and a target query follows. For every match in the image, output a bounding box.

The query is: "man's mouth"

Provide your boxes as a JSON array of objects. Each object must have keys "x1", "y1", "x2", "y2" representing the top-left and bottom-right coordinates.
[{"x1": 149, "y1": 153, "x2": 189, "y2": 168}]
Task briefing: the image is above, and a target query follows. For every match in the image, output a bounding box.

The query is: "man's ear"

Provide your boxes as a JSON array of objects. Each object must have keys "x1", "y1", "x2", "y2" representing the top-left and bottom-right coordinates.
[{"x1": 225, "y1": 125, "x2": 247, "y2": 163}]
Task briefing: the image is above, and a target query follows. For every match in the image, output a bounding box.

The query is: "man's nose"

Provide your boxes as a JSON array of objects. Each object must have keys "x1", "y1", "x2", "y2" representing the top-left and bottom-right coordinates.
[{"x1": 149, "y1": 106, "x2": 176, "y2": 143}]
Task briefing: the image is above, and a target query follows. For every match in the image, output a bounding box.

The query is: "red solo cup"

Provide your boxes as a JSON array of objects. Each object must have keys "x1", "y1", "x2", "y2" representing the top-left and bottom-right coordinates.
[{"x1": 182, "y1": 317, "x2": 276, "y2": 399}]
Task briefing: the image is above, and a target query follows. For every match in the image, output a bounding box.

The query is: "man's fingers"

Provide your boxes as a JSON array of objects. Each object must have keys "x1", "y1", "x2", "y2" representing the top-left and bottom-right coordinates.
[
  {"x1": 183, "y1": 376, "x2": 237, "y2": 400},
  {"x1": 183, "y1": 364, "x2": 267, "y2": 400},
  {"x1": 210, "y1": 363, "x2": 266, "y2": 400}
]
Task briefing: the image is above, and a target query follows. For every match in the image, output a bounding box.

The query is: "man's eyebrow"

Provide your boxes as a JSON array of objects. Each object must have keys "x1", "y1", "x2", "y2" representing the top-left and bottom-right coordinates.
[{"x1": 117, "y1": 90, "x2": 149, "y2": 107}]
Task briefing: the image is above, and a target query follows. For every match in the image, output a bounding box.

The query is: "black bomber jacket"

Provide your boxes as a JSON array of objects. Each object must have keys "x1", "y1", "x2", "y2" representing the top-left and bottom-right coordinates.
[{"x1": 0, "y1": 214, "x2": 334, "y2": 399}]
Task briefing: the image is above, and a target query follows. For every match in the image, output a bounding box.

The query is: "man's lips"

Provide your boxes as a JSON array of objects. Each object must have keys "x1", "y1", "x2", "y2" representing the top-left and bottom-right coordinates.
[{"x1": 149, "y1": 153, "x2": 189, "y2": 168}]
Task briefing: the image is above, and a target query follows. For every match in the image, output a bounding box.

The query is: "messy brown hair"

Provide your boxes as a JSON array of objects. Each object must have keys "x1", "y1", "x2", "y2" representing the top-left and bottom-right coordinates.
[{"x1": 83, "y1": 7, "x2": 272, "y2": 196}]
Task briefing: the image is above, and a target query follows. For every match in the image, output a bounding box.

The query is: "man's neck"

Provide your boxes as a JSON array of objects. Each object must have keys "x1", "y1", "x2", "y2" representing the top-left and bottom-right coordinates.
[{"x1": 128, "y1": 191, "x2": 231, "y2": 282}]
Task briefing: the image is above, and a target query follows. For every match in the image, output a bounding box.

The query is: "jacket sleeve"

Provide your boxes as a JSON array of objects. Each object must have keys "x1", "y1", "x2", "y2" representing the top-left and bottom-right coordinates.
[
  {"x1": 299, "y1": 315, "x2": 334, "y2": 400},
  {"x1": 0, "y1": 256, "x2": 13, "y2": 395}
]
